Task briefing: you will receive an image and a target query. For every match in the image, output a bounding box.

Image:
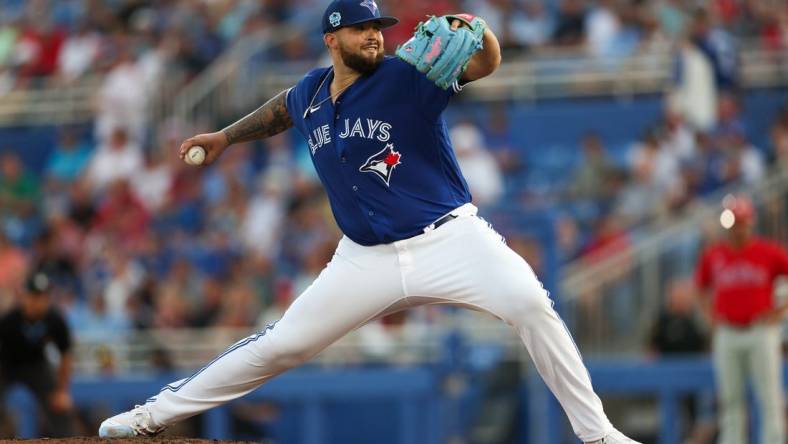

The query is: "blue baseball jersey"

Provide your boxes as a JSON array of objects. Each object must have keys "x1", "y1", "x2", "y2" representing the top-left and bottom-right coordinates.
[{"x1": 286, "y1": 56, "x2": 471, "y2": 246}]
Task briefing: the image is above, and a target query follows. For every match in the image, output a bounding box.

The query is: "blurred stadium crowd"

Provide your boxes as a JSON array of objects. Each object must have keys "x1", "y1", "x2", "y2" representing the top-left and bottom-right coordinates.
[
  {"x1": 1, "y1": 0, "x2": 787, "y2": 91},
  {"x1": 0, "y1": 0, "x2": 786, "y2": 370},
  {"x1": 0, "y1": 0, "x2": 318, "y2": 91}
]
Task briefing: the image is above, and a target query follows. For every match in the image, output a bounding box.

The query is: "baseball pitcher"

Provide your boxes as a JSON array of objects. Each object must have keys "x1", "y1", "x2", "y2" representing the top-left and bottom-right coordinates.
[{"x1": 99, "y1": 1, "x2": 639, "y2": 442}]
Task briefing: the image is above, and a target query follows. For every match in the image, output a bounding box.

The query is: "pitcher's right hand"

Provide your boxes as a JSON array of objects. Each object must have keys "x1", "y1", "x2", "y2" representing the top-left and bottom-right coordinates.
[{"x1": 178, "y1": 131, "x2": 229, "y2": 166}]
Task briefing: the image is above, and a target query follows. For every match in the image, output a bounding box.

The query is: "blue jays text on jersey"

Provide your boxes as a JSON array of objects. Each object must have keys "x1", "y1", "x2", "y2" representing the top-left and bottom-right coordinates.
[
  {"x1": 286, "y1": 56, "x2": 471, "y2": 246},
  {"x1": 307, "y1": 117, "x2": 392, "y2": 153}
]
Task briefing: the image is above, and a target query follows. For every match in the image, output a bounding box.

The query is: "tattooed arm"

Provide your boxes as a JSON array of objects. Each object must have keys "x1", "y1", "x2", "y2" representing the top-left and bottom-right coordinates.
[
  {"x1": 222, "y1": 89, "x2": 293, "y2": 144},
  {"x1": 178, "y1": 89, "x2": 294, "y2": 165}
]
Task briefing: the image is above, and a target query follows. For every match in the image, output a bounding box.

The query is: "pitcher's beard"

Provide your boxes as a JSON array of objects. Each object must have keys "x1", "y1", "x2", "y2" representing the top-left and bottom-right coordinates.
[{"x1": 340, "y1": 45, "x2": 384, "y2": 75}]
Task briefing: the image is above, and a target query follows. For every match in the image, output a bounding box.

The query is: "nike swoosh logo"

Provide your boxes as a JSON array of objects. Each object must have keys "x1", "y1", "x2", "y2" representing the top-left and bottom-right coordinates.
[{"x1": 302, "y1": 104, "x2": 322, "y2": 119}]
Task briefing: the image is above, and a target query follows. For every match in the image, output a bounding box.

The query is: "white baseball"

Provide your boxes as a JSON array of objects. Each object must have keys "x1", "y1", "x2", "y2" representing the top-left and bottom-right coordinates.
[{"x1": 185, "y1": 146, "x2": 206, "y2": 166}]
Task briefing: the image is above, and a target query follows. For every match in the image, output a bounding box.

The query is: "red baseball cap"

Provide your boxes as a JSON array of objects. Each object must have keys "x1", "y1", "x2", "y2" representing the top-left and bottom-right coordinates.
[{"x1": 720, "y1": 194, "x2": 754, "y2": 228}]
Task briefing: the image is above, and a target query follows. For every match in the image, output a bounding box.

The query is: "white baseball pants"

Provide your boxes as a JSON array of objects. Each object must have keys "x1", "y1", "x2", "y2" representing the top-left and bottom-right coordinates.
[
  {"x1": 713, "y1": 324, "x2": 785, "y2": 444},
  {"x1": 144, "y1": 204, "x2": 613, "y2": 442}
]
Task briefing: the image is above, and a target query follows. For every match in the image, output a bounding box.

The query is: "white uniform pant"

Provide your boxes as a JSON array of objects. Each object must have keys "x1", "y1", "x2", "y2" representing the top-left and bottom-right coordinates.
[
  {"x1": 145, "y1": 204, "x2": 613, "y2": 442},
  {"x1": 713, "y1": 324, "x2": 785, "y2": 444}
]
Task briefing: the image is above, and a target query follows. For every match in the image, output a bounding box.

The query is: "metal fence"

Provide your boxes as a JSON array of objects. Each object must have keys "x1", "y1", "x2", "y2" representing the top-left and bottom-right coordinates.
[
  {"x1": 560, "y1": 168, "x2": 788, "y2": 354},
  {"x1": 68, "y1": 169, "x2": 788, "y2": 373},
  {"x1": 253, "y1": 44, "x2": 788, "y2": 103},
  {"x1": 151, "y1": 24, "x2": 312, "y2": 131},
  {"x1": 4, "y1": 32, "x2": 785, "y2": 129},
  {"x1": 72, "y1": 323, "x2": 446, "y2": 375},
  {"x1": 0, "y1": 76, "x2": 99, "y2": 126}
]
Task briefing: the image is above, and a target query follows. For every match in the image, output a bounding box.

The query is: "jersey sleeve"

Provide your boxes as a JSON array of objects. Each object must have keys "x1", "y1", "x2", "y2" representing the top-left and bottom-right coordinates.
[
  {"x1": 695, "y1": 248, "x2": 712, "y2": 290},
  {"x1": 285, "y1": 67, "x2": 330, "y2": 137},
  {"x1": 285, "y1": 80, "x2": 307, "y2": 137},
  {"x1": 402, "y1": 59, "x2": 462, "y2": 120}
]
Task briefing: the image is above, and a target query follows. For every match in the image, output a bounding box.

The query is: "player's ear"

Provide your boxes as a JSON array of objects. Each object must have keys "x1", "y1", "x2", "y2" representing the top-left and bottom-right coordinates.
[{"x1": 323, "y1": 33, "x2": 335, "y2": 50}]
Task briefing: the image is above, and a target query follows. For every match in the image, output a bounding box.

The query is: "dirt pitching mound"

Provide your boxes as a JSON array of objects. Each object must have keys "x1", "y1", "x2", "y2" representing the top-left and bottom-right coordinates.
[{"x1": 5, "y1": 439, "x2": 258, "y2": 443}]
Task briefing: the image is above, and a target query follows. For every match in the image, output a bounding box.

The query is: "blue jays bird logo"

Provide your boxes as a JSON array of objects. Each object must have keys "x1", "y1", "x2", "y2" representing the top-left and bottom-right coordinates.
[
  {"x1": 359, "y1": 143, "x2": 402, "y2": 186},
  {"x1": 360, "y1": 0, "x2": 378, "y2": 14}
]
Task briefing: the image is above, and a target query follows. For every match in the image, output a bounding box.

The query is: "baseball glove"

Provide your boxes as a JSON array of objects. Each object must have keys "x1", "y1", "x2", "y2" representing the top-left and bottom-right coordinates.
[{"x1": 396, "y1": 14, "x2": 486, "y2": 90}]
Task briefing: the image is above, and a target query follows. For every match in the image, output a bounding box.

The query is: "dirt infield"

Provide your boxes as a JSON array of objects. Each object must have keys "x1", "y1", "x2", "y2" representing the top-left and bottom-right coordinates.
[{"x1": 4, "y1": 439, "x2": 259, "y2": 443}]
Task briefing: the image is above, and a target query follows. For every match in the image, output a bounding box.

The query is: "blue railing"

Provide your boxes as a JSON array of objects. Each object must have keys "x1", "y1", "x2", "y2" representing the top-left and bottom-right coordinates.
[
  {"x1": 7, "y1": 367, "x2": 443, "y2": 444},
  {"x1": 528, "y1": 358, "x2": 788, "y2": 444},
  {"x1": 6, "y1": 358, "x2": 788, "y2": 443}
]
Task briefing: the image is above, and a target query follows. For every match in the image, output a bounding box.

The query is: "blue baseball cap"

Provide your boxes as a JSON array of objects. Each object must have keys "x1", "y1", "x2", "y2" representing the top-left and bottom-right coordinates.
[{"x1": 322, "y1": 0, "x2": 399, "y2": 34}]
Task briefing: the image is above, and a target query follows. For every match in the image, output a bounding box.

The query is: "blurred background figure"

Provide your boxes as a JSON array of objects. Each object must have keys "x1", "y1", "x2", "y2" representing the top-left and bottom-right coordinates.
[
  {"x1": 695, "y1": 194, "x2": 788, "y2": 444},
  {"x1": 648, "y1": 277, "x2": 715, "y2": 444},
  {"x1": 85, "y1": 127, "x2": 143, "y2": 193},
  {"x1": 0, "y1": 270, "x2": 74, "y2": 437},
  {"x1": 449, "y1": 120, "x2": 504, "y2": 209},
  {"x1": 672, "y1": 7, "x2": 739, "y2": 131},
  {"x1": 567, "y1": 131, "x2": 615, "y2": 203},
  {"x1": 0, "y1": 151, "x2": 41, "y2": 243},
  {"x1": 0, "y1": 230, "x2": 27, "y2": 313},
  {"x1": 649, "y1": 277, "x2": 706, "y2": 357}
]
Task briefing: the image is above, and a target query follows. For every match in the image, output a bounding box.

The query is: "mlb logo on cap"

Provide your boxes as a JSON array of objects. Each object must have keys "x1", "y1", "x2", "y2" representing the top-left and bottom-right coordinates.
[{"x1": 322, "y1": 0, "x2": 399, "y2": 34}]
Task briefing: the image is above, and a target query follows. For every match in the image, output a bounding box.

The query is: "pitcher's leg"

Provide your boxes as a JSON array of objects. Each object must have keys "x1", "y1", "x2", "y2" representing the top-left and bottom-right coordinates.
[
  {"x1": 506, "y1": 272, "x2": 612, "y2": 441},
  {"x1": 713, "y1": 327, "x2": 747, "y2": 444},
  {"x1": 143, "y1": 241, "x2": 405, "y2": 427},
  {"x1": 748, "y1": 325, "x2": 785, "y2": 444},
  {"x1": 405, "y1": 217, "x2": 613, "y2": 442}
]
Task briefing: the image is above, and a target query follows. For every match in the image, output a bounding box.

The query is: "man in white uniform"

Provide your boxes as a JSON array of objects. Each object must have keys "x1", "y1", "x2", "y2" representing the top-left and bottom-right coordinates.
[{"x1": 99, "y1": 1, "x2": 639, "y2": 442}]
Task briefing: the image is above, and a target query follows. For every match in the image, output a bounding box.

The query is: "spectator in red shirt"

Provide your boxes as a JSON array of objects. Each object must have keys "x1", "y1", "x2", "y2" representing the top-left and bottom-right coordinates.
[
  {"x1": 16, "y1": 21, "x2": 65, "y2": 87},
  {"x1": 695, "y1": 193, "x2": 788, "y2": 444},
  {"x1": 382, "y1": 0, "x2": 457, "y2": 52},
  {"x1": 92, "y1": 179, "x2": 150, "y2": 252}
]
